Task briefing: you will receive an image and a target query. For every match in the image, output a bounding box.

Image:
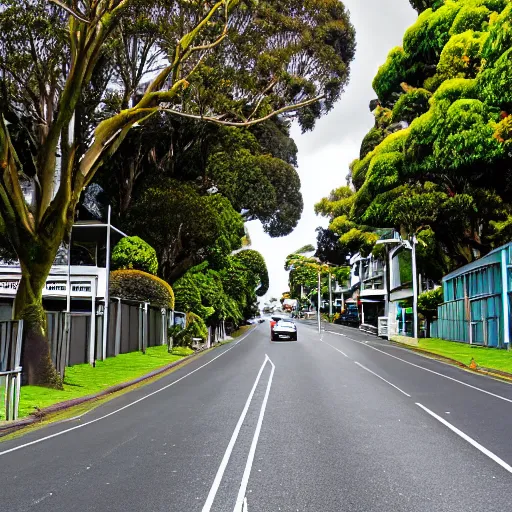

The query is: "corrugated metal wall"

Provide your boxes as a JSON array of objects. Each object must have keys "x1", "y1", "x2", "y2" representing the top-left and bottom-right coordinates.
[{"x1": 431, "y1": 260, "x2": 507, "y2": 347}]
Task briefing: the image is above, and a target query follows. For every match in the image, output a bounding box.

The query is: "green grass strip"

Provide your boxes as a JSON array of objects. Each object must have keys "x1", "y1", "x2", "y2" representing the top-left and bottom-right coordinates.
[
  {"x1": 417, "y1": 338, "x2": 512, "y2": 374},
  {"x1": 1, "y1": 345, "x2": 194, "y2": 421}
]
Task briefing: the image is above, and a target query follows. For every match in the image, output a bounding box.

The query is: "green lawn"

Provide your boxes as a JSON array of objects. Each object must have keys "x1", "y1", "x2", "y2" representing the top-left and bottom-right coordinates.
[
  {"x1": 417, "y1": 338, "x2": 512, "y2": 374},
  {"x1": 1, "y1": 345, "x2": 194, "y2": 421}
]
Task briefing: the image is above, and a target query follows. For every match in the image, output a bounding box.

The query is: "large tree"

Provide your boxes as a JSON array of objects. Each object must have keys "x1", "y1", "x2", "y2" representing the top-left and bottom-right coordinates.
[
  {"x1": 319, "y1": 0, "x2": 512, "y2": 281},
  {"x1": 0, "y1": 0, "x2": 355, "y2": 385},
  {"x1": 126, "y1": 180, "x2": 244, "y2": 282}
]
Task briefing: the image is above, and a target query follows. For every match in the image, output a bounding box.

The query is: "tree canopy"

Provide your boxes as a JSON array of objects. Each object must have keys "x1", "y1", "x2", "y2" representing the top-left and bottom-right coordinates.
[
  {"x1": 318, "y1": 0, "x2": 512, "y2": 281},
  {"x1": 0, "y1": 0, "x2": 355, "y2": 385},
  {"x1": 173, "y1": 249, "x2": 269, "y2": 326}
]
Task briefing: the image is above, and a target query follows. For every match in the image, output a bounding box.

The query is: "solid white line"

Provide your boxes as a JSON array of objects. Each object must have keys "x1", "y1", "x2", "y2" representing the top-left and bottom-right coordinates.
[
  {"x1": 325, "y1": 329, "x2": 512, "y2": 405},
  {"x1": 0, "y1": 326, "x2": 258, "y2": 457},
  {"x1": 416, "y1": 402, "x2": 512, "y2": 475},
  {"x1": 321, "y1": 339, "x2": 349, "y2": 358},
  {"x1": 233, "y1": 356, "x2": 275, "y2": 512},
  {"x1": 354, "y1": 362, "x2": 411, "y2": 397},
  {"x1": 202, "y1": 355, "x2": 270, "y2": 512}
]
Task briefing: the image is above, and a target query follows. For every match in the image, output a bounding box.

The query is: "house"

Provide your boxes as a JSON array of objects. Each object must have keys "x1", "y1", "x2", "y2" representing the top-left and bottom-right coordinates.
[{"x1": 431, "y1": 242, "x2": 511, "y2": 347}]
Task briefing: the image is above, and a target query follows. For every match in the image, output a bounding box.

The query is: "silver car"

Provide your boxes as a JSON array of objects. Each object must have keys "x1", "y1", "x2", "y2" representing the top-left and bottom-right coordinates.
[{"x1": 271, "y1": 320, "x2": 297, "y2": 341}]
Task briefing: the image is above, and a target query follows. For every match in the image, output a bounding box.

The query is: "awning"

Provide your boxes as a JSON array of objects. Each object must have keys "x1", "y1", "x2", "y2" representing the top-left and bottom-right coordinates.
[{"x1": 359, "y1": 298, "x2": 384, "y2": 303}]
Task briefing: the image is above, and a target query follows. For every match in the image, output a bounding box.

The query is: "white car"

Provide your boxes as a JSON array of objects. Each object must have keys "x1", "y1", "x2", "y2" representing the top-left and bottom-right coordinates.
[{"x1": 271, "y1": 320, "x2": 297, "y2": 341}]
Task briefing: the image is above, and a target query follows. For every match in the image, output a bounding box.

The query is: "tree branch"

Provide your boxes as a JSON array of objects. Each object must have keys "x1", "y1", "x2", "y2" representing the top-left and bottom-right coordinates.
[
  {"x1": 48, "y1": 0, "x2": 91, "y2": 24},
  {"x1": 161, "y1": 95, "x2": 325, "y2": 127}
]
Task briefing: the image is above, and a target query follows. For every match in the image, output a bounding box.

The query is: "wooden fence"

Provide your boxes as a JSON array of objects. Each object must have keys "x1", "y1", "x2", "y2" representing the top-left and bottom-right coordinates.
[{"x1": 0, "y1": 320, "x2": 23, "y2": 421}]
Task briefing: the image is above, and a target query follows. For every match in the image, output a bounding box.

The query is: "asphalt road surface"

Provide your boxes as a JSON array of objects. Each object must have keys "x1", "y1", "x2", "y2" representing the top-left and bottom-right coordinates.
[{"x1": 2, "y1": 321, "x2": 512, "y2": 511}]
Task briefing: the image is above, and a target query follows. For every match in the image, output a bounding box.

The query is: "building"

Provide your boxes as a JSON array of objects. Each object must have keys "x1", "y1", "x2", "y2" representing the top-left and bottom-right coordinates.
[{"x1": 431, "y1": 243, "x2": 511, "y2": 347}]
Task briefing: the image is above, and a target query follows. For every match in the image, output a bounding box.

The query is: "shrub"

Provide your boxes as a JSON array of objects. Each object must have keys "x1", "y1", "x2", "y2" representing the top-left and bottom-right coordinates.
[
  {"x1": 112, "y1": 236, "x2": 158, "y2": 275},
  {"x1": 110, "y1": 269, "x2": 175, "y2": 308}
]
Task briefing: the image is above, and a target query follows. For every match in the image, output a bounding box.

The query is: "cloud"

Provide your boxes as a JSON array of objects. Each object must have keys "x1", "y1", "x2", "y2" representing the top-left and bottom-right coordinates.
[{"x1": 251, "y1": 0, "x2": 418, "y2": 304}]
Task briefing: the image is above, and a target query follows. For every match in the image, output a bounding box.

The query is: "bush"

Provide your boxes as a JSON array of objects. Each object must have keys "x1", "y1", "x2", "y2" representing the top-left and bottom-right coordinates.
[
  {"x1": 171, "y1": 312, "x2": 208, "y2": 347},
  {"x1": 110, "y1": 270, "x2": 175, "y2": 308},
  {"x1": 112, "y1": 236, "x2": 158, "y2": 275}
]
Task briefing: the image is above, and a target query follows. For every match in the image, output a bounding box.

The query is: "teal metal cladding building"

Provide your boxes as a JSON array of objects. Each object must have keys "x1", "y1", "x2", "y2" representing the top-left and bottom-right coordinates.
[{"x1": 431, "y1": 243, "x2": 511, "y2": 348}]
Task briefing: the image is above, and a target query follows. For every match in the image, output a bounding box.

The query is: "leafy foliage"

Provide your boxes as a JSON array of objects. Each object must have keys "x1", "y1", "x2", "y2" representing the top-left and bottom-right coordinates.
[
  {"x1": 112, "y1": 236, "x2": 158, "y2": 275},
  {"x1": 126, "y1": 181, "x2": 244, "y2": 282},
  {"x1": 110, "y1": 270, "x2": 175, "y2": 308},
  {"x1": 320, "y1": 0, "x2": 512, "y2": 282},
  {"x1": 173, "y1": 250, "x2": 269, "y2": 327},
  {"x1": 418, "y1": 287, "x2": 444, "y2": 319},
  {"x1": 0, "y1": 0, "x2": 355, "y2": 383}
]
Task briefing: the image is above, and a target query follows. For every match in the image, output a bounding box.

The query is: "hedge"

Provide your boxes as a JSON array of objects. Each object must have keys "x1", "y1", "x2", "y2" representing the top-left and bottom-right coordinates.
[
  {"x1": 110, "y1": 270, "x2": 175, "y2": 308},
  {"x1": 112, "y1": 236, "x2": 158, "y2": 275}
]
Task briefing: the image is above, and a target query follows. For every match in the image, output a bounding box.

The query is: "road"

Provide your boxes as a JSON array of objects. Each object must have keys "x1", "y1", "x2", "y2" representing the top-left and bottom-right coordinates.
[{"x1": 2, "y1": 321, "x2": 512, "y2": 511}]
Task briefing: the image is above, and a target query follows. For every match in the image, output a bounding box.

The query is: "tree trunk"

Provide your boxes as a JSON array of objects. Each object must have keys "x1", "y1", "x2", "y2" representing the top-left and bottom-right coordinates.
[{"x1": 14, "y1": 261, "x2": 63, "y2": 389}]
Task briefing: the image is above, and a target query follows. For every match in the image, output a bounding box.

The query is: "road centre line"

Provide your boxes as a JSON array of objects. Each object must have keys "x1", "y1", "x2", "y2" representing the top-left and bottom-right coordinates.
[
  {"x1": 202, "y1": 355, "x2": 271, "y2": 512},
  {"x1": 416, "y1": 403, "x2": 512, "y2": 475},
  {"x1": 354, "y1": 362, "x2": 411, "y2": 397},
  {"x1": 233, "y1": 356, "x2": 275, "y2": 512},
  {"x1": 0, "y1": 325, "x2": 259, "y2": 457},
  {"x1": 325, "y1": 329, "x2": 512, "y2": 405}
]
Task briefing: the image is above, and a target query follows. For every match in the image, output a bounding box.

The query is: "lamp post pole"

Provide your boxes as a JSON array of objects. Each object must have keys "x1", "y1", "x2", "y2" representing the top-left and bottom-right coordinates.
[
  {"x1": 318, "y1": 270, "x2": 321, "y2": 334},
  {"x1": 411, "y1": 235, "x2": 418, "y2": 340},
  {"x1": 328, "y1": 272, "x2": 333, "y2": 320}
]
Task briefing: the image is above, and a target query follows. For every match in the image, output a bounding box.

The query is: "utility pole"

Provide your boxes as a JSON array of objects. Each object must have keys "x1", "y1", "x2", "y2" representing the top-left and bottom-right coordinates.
[
  {"x1": 328, "y1": 273, "x2": 333, "y2": 319},
  {"x1": 317, "y1": 270, "x2": 321, "y2": 333},
  {"x1": 411, "y1": 235, "x2": 418, "y2": 340}
]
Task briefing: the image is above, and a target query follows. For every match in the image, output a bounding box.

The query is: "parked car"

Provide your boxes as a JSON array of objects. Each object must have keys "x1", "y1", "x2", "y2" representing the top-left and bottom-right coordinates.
[
  {"x1": 335, "y1": 304, "x2": 359, "y2": 326},
  {"x1": 271, "y1": 319, "x2": 297, "y2": 341}
]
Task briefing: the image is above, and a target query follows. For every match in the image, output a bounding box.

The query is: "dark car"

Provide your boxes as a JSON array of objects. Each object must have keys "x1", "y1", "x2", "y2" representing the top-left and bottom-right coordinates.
[
  {"x1": 335, "y1": 304, "x2": 360, "y2": 326},
  {"x1": 271, "y1": 320, "x2": 297, "y2": 341}
]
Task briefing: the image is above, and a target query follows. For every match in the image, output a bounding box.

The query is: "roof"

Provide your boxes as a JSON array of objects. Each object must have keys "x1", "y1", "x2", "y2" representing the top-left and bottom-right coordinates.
[
  {"x1": 442, "y1": 242, "x2": 511, "y2": 282},
  {"x1": 72, "y1": 222, "x2": 128, "y2": 246}
]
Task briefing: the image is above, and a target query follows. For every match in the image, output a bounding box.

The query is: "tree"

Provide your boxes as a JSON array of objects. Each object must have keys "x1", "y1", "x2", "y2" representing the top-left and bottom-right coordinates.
[
  {"x1": 409, "y1": 0, "x2": 444, "y2": 13},
  {"x1": 126, "y1": 180, "x2": 244, "y2": 282},
  {"x1": 320, "y1": 0, "x2": 512, "y2": 282},
  {"x1": 418, "y1": 287, "x2": 444, "y2": 337},
  {"x1": 0, "y1": 0, "x2": 355, "y2": 385},
  {"x1": 173, "y1": 250, "x2": 268, "y2": 328},
  {"x1": 112, "y1": 236, "x2": 158, "y2": 275}
]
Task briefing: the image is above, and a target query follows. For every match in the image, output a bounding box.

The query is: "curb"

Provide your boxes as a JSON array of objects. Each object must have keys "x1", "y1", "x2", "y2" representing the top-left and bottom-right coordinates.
[
  {"x1": 389, "y1": 340, "x2": 512, "y2": 384},
  {"x1": 0, "y1": 346, "x2": 214, "y2": 438}
]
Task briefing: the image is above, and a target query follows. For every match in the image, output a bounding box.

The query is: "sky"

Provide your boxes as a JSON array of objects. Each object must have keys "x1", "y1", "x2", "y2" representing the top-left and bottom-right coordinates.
[{"x1": 249, "y1": 0, "x2": 418, "y2": 304}]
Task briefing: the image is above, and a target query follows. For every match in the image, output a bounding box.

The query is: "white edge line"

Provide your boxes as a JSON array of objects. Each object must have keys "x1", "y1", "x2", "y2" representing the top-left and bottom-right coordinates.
[
  {"x1": 202, "y1": 355, "x2": 269, "y2": 512},
  {"x1": 354, "y1": 362, "x2": 411, "y2": 397},
  {"x1": 416, "y1": 402, "x2": 512, "y2": 475},
  {"x1": 326, "y1": 329, "x2": 512, "y2": 405},
  {"x1": 0, "y1": 325, "x2": 259, "y2": 457},
  {"x1": 321, "y1": 339, "x2": 349, "y2": 358},
  {"x1": 233, "y1": 356, "x2": 275, "y2": 512}
]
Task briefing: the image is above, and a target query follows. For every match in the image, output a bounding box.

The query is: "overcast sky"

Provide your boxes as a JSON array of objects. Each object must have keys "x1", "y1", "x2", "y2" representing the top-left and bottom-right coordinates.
[{"x1": 249, "y1": 0, "x2": 418, "y2": 303}]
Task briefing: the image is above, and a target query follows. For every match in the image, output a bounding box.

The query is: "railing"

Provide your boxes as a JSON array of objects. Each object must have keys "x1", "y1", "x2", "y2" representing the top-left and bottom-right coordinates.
[{"x1": 0, "y1": 320, "x2": 23, "y2": 421}]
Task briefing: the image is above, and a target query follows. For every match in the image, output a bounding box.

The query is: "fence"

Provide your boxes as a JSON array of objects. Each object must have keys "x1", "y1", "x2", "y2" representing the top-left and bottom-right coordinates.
[
  {"x1": 47, "y1": 300, "x2": 170, "y2": 378},
  {"x1": 0, "y1": 320, "x2": 23, "y2": 421}
]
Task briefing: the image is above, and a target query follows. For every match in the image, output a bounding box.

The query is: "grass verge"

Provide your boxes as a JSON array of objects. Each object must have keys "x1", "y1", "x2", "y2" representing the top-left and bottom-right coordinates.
[
  {"x1": 411, "y1": 338, "x2": 512, "y2": 374},
  {"x1": 231, "y1": 325, "x2": 253, "y2": 339},
  {"x1": 0, "y1": 345, "x2": 194, "y2": 421}
]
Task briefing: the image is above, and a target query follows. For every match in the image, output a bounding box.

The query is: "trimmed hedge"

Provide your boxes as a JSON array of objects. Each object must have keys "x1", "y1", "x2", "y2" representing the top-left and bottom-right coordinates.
[
  {"x1": 110, "y1": 270, "x2": 175, "y2": 308},
  {"x1": 112, "y1": 236, "x2": 158, "y2": 275}
]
